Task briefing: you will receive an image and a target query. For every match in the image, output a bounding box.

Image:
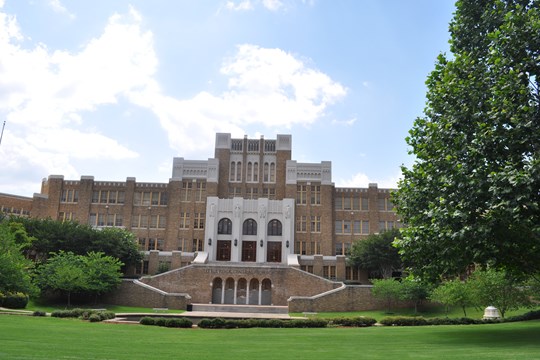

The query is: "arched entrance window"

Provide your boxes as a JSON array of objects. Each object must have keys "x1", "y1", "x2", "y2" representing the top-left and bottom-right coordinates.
[
  {"x1": 267, "y1": 219, "x2": 282, "y2": 236},
  {"x1": 249, "y1": 279, "x2": 259, "y2": 305},
  {"x1": 243, "y1": 218, "x2": 257, "y2": 235},
  {"x1": 224, "y1": 278, "x2": 235, "y2": 304},
  {"x1": 212, "y1": 277, "x2": 223, "y2": 304},
  {"x1": 236, "y1": 278, "x2": 247, "y2": 304},
  {"x1": 261, "y1": 279, "x2": 272, "y2": 305},
  {"x1": 218, "y1": 218, "x2": 232, "y2": 234}
]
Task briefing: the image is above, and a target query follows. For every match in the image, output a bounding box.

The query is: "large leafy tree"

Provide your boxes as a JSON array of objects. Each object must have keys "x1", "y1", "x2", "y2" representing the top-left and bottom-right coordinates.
[
  {"x1": 0, "y1": 222, "x2": 38, "y2": 296},
  {"x1": 393, "y1": 0, "x2": 540, "y2": 281},
  {"x1": 348, "y1": 229, "x2": 402, "y2": 279}
]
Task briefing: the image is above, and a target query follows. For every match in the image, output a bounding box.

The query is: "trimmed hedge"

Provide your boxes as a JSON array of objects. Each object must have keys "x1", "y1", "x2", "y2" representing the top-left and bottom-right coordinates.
[
  {"x1": 1, "y1": 292, "x2": 29, "y2": 309},
  {"x1": 197, "y1": 318, "x2": 328, "y2": 329},
  {"x1": 328, "y1": 317, "x2": 377, "y2": 327},
  {"x1": 379, "y1": 316, "x2": 428, "y2": 326},
  {"x1": 139, "y1": 317, "x2": 192, "y2": 328},
  {"x1": 50, "y1": 308, "x2": 115, "y2": 322},
  {"x1": 32, "y1": 311, "x2": 47, "y2": 317}
]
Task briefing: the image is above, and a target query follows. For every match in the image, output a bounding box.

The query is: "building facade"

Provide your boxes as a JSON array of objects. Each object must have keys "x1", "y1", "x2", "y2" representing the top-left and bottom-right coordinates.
[{"x1": 0, "y1": 133, "x2": 400, "y2": 294}]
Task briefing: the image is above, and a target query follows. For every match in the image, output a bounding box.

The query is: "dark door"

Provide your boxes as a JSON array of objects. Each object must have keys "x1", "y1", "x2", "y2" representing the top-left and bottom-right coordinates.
[
  {"x1": 242, "y1": 241, "x2": 257, "y2": 262},
  {"x1": 217, "y1": 240, "x2": 231, "y2": 261},
  {"x1": 267, "y1": 241, "x2": 281, "y2": 262}
]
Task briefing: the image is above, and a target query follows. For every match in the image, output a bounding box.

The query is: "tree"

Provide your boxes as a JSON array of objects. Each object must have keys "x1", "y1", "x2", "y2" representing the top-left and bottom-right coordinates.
[
  {"x1": 371, "y1": 278, "x2": 402, "y2": 313},
  {"x1": 393, "y1": 0, "x2": 540, "y2": 281},
  {"x1": 37, "y1": 251, "x2": 87, "y2": 307},
  {"x1": 430, "y1": 279, "x2": 473, "y2": 317},
  {"x1": 399, "y1": 278, "x2": 431, "y2": 315},
  {"x1": 0, "y1": 222, "x2": 38, "y2": 296},
  {"x1": 83, "y1": 252, "x2": 124, "y2": 303},
  {"x1": 468, "y1": 268, "x2": 530, "y2": 318},
  {"x1": 348, "y1": 229, "x2": 402, "y2": 279},
  {"x1": 13, "y1": 217, "x2": 142, "y2": 267}
]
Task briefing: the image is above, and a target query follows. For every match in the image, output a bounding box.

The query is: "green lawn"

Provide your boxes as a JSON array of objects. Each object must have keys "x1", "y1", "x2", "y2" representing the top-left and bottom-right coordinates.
[
  {"x1": 22, "y1": 300, "x2": 184, "y2": 314},
  {"x1": 1, "y1": 315, "x2": 540, "y2": 360}
]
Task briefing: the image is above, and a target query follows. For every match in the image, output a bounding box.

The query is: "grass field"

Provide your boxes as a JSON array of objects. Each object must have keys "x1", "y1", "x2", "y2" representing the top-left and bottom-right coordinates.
[{"x1": 1, "y1": 315, "x2": 539, "y2": 360}]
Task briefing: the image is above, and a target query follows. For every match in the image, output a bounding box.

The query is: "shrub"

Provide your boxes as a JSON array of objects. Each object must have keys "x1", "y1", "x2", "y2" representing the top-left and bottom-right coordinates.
[
  {"x1": 33, "y1": 311, "x2": 47, "y2": 317},
  {"x1": 0, "y1": 292, "x2": 5, "y2": 306},
  {"x1": 165, "y1": 318, "x2": 192, "y2": 328},
  {"x1": 88, "y1": 314, "x2": 102, "y2": 322},
  {"x1": 379, "y1": 316, "x2": 428, "y2": 326},
  {"x1": 504, "y1": 310, "x2": 540, "y2": 323},
  {"x1": 154, "y1": 318, "x2": 168, "y2": 327},
  {"x1": 329, "y1": 317, "x2": 377, "y2": 327},
  {"x1": 140, "y1": 317, "x2": 155, "y2": 325},
  {"x1": 2, "y1": 292, "x2": 29, "y2": 309}
]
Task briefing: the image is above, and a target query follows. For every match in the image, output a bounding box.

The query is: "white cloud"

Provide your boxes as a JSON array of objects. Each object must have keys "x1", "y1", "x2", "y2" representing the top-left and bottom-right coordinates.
[
  {"x1": 336, "y1": 171, "x2": 401, "y2": 189},
  {"x1": 331, "y1": 117, "x2": 356, "y2": 126},
  {"x1": 128, "y1": 44, "x2": 346, "y2": 156},
  {"x1": 226, "y1": 1, "x2": 254, "y2": 11},
  {"x1": 262, "y1": 0, "x2": 284, "y2": 11},
  {"x1": 48, "y1": 0, "x2": 76, "y2": 19},
  {"x1": 0, "y1": 6, "x2": 155, "y2": 193}
]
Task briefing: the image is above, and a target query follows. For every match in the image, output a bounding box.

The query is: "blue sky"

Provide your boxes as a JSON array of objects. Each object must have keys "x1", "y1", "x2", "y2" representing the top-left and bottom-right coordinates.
[{"x1": 0, "y1": 0, "x2": 456, "y2": 197}]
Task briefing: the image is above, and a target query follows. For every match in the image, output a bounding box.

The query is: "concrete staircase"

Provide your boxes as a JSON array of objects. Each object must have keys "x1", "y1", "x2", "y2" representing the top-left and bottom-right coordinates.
[{"x1": 190, "y1": 303, "x2": 289, "y2": 314}]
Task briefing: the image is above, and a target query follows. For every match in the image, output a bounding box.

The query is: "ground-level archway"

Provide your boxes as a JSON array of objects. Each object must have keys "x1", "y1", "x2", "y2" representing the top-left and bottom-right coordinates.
[{"x1": 211, "y1": 276, "x2": 272, "y2": 305}]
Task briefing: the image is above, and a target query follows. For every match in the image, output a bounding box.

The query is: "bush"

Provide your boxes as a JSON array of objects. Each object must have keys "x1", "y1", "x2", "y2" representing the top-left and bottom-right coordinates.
[
  {"x1": 140, "y1": 317, "x2": 155, "y2": 325},
  {"x1": 379, "y1": 316, "x2": 428, "y2": 326},
  {"x1": 504, "y1": 310, "x2": 540, "y2": 323},
  {"x1": 2, "y1": 292, "x2": 29, "y2": 309},
  {"x1": 165, "y1": 318, "x2": 192, "y2": 328},
  {"x1": 88, "y1": 313, "x2": 102, "y2": 322},
  {"x1": 33, "y1": 311, "x2": 47, "y2": 317},
  {"x1": 0, "y1": 292, "x2": 5, "y2": 306},
  {"x1": 329, "y1": 317, "x2": 377, "y2": 327}
]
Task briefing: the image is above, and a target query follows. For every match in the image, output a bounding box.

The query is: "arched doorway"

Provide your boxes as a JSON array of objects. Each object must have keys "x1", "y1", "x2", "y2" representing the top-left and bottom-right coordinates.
[
  {"x1": 236, "y1": 278, "x2": 247, "y2": 304},
  {"x1": 212, "y1": 277, "x2": 222, "y2": 304},
  {"x1": 249, "y1": 278, "x2": 259, "y2": 305},
  {"x1": 261, "y1": 278, "x2": 272, "y2": 305},
  {"x1": 224, "y1": 278, "x2": 235, "y2": 304}
]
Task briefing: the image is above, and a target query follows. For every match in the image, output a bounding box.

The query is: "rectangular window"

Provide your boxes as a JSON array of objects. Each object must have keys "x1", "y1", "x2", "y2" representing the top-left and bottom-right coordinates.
[
  {"x1": 362, "y1": 220, "x2": 369, "y2": 235},
  {"x1": 297, "y1": 185, "x2": 307, "y2": 205},
  {"x1": 310, "y1": 216, "x2": 321, "y2": 233},
  {"x1": 142, "y1": 192, "x2": 151, "y2": 206},
  {"x1": 118, "y1": 191, "x2": 125, "y2": 204},
  {"x1": 194, "y1": 213, "x2": 205, "y2": 230},
  {"x1": 182, "y1": 182, "x2": 192, "y2": 201},
  {"x1": 115, "y1": 214, "x2": 123, "y2": 227},
  {"x1": 353, "y1": 220, "x2": 361, "y2": 234},
  {"x1": 179, "y1": 212, "x2": 190, "y2": 229},
  {"x1": 100, "y1": 191, "x2": 108, "y2": 204},
  {"x1": 296, "y1": 216, "x2": 307, "y2": 232},
  {"x1": 160, "y1": 192, "x2": 168, "y2": 205},
  {"x1": 335, "y1": 242, "x2": 343, "y2": 256},
  {"x1": 195, "y1": 182, "x2": 206, "y2": 202},
  {"x1": 193, "y1": 238, "x2": 203, "y2": 252},
  {"x1": 310, "y1": 185, "x2": 321, "y2": 205},
  {"x1": 89, "y1": 213, "x2": 97, "y2": 226},
  {"x1": 361, "y1": 197, "x2": 369, "y2": 211},
  {"x1": 134, "y1": 192, "x2": 141, "y2": 206},
  {"x1": 352, "y1": 196, "x2": 360, "y2": 210},
  {"x1": 108, "y1": 191, "x2": 117, "y2": 204},
  {"x1": 335, "y1": 195, "x2": 343, "y2": 210},
  {"x1": 92, "y1": 191, "x2": 99, "y2": 204},
  {"x1": 151, "y1": 192, "x2": 160, "y2": 205}
]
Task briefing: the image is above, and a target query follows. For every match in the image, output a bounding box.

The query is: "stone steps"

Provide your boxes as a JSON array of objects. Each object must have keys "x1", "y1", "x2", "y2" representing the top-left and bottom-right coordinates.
[{"x1": 190, "y1": 303, "x2": 289, "y2": 314}]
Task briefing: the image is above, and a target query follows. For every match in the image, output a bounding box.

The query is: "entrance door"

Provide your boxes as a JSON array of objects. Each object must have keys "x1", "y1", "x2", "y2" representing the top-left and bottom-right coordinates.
[
  {"x1": 242, "y1": 241, "x2": 257, "y2": 262},
  {"x1": 266, "y1": 241, "x2": 282, "y2": 263},
  {"x1": 217, "y1": 240, "x2": 231, "y2": 261}
]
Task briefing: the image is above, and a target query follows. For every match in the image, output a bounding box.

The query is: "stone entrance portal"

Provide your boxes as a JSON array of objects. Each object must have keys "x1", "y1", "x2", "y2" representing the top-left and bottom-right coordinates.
[{"x1": 211, "y1": 276, "x2": 272, "y2": 305}]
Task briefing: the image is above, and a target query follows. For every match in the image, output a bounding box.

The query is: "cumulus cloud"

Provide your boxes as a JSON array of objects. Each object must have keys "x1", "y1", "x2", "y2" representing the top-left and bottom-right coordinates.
[
  {"x1": 0, "y1": 6, "x2": 154, "y2": 194},
  {"x1": 336, "y1": 171, "x2": 401, "y2": 189},
  {"x1": 226, "y1": 1, "x2": 254, "y2": 11},
  {"x1": 262, "y1": 0, "x2": 284, "y2": 11},
  {"x1": 128, "y1": 44, "x2": 346, "y2": 155}
]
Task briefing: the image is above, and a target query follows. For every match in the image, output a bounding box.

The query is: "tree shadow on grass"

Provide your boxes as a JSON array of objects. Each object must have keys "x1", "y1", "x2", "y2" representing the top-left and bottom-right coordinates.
[{"x1": 432, "y1": 322, "x2": 540, "y2": 349}]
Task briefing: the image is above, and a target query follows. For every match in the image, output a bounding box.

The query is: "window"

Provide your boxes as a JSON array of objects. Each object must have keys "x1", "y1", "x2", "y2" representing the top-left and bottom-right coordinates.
[
  {"x1": 297, "y1": 185, "x2": 307, "y2": 205},
  {"x1": 353, "y1": 220, "x2": 361, "y2": 234},
  {"x1": 335, "y1": 196, "x2": 342, "y2": 210},
  {"x1": 134, "y1": 191, "x2": 167, "y2": 206},
  {"x1": 379, "y1": 221, "x2": 395, "y2": 232},
  {"x1": 378, "y1": 197, "x2": 394, "y2": 211},
  {"x1": 246, "y1": 187, "x2": 258, "y2": 199},
  {"x1": 262, "y1": 188, "x2": 275, "y2": 199},
  {"x1": 58, "y1": 212, "x2": 74, "y2": 222},
  {"x1": 270, "y1": 163, "x2": 275, "y2": 182},
  {"x1": 194, "y1": 213, "x2": 205, "y2": 230},
  {"x1": 253, "y1": 162, "x2": 259, "y2": 182},
  {"x1": 243, "y1": 218, "x2": 257, "y2": 235},
  {"x1": 218, "y1": 218, "x2": 232, "y2": 234},
  {"x1": 193, "y1": 238, "x2": 203, "y2": 252},
  {"x1": 263, "y1": 163, "x2": 269, "y2": 182},
  {"x1": 310, "y1": 216, "x2": 321, "y2": 233},
  {"x1": 236, "y1": 162, "x2": 242, "y2": 181},
  {"x1": 361, "y1": 197, "x2": 369, "y2": 211},
  {"x1": 267, "y1": 219, "x2": 282, "y2": 236},
  {"x1": 61, "y1": 189, "x2": 78, "y2": 203},
  {"x1": 230, "y1": 162, "x2": 236, "y2": 182},
  {"x1": 247, "y1": 162, "x2": 252, "y2": 181},
  {"x1": 362, "y1": 220, "x2": 369, "y2": 234},
  {"x1": 195, "y1": 182, "x2": 206, "y2": 202},
  {"x1": 179, "y1": 212, "x2": 190, "y2": 229},
  {"x1": 296, "y1": 216, "x2": 307, "y2": 232},
  {"x1": 182, "y1": 182, "x2": 192, "y2": 201},
  {"x1": 310, "y1": 185, "x2": 321, "y2": 205},
  {"x1": 335, "y1": 220, "x2": 351, "y2": 234}
]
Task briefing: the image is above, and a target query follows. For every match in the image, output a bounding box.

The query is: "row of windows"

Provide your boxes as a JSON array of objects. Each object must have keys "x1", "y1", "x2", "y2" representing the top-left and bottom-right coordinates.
[
  {"x1": 177, "y1": 238, "x2": 204, "y2": 252},
  {"x1": 1, "y1": 206, "x2": 31, "y2": 216},
  {"x1": 138, "y1": 237, "x2": 165, "y2": 251},
  {"x1": 61, "y1": 189, "x2": 79, "y2": 203},
  {"x1": 133, "y1": 191, "x2": 168, "y2": 206},
  {"x1": 179, "y1": 212, "x2": 205, "y2": 229},
  {"x1": 299, "y1": 265, "x2": 359, "y2": 281},
  {"x1": 335, "y1": 194, "x2": 368, "y2": 211},
  {"x1": 230, "y1": 162, "x2": 276, "y2": 183},
  {"x1": 131, "y1": 214, "x2": 167, "y2": 229},
  {"x1": 296, "y1": 185, "x2": 321, "y2": 205},
  {"x1": 230, "y1": 139, "x2": 276, "y2": 152},
  {"x1": 88, "y1": 213, "x2": 124, "y2": 227},
  {"x1": 91, "y1": 190, "x2": 126, "y2": 204},
  {"x1": 295, "y1": 241, "x2": 321, "y2": 255},
  {"x1": 335, "y1": 242, "x2": 352, "y2": 256},
  {"x1": 295, "y1": 216, "x2": 322, "y2": 233},
  {"x1": 334, "y1": 220, "x2": 370, "y2": 235},
  {"x1": 217, "y1": 218, "x2": 283, "y2": 236},
  {"x1": 228, "y1": 187, "x2": 276, "y2": 200},
  {"x1": 181, "y1": 181, "x2": 206, "y2": 202}
]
